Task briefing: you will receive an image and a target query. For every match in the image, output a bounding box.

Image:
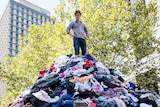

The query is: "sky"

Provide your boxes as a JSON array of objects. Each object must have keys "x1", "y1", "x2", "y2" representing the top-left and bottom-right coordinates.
[{"x1": 0, "y1": 0, "x2": 61, "y2": 19}]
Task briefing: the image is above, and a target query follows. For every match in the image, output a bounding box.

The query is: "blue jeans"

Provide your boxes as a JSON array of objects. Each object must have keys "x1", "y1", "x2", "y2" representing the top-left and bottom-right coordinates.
[{"x1": 73, "y1": 37, "x2": 86, "y2": 55}]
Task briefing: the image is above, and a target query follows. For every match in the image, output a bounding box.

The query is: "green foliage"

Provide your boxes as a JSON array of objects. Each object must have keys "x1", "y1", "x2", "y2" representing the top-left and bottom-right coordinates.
[
  {"x1": 0, "y1": 22, "x2": 72, "y2": 106},
  {"x1": 0, "y1": 0, "x2": 159, "y2": 106},
  {"x1": 136, "y1": 69, "x2": 160, "y2": 93}
]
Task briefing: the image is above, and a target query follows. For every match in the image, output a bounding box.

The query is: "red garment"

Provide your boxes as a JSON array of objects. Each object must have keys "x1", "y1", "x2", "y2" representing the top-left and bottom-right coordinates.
[
  {"x1": 83, "y1": 59, "x2": 94, "y2": 68},
  {"x1": 40, "y1": 70, "x2": 46, "y2": 77},
  {"x1": 50, "y1": 66, "x2": 57, "y2": 72},
  {"x1": 90, "y1": 102, "x2": 96, "y2": 107}
]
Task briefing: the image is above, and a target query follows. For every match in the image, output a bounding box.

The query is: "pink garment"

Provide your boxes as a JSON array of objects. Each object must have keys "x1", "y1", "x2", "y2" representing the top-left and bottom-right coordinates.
[
  {"x1": 90, "y1": 102, "x2": 96, "y2": 107},
  {"x1": 91, "y1": 78, "x2": 104, "y2": 93},
  {"x1": 50, "y1": 66, "x2": 57, "y2": 72},
  {"x1": 59, "y1": 73, "x2": 65, "y2": 78},
  {"x1": 83, "y1": 59, "x2": 94, "y2": 68}
]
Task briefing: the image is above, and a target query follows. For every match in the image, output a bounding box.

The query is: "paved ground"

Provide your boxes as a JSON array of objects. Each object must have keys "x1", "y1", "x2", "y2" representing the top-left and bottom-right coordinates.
[{"x1": 0, "y1": 81, "x2": 6, "y2": 100}]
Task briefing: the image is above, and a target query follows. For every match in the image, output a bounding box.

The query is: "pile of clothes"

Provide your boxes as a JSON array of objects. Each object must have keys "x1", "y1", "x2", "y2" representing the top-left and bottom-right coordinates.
[{"x1": 7, "y1": 53, "x2": 160, "y2": 107}]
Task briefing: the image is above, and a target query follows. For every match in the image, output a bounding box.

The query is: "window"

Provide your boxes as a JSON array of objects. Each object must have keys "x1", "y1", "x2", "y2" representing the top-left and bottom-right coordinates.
[
  {"x1": 21, "y1": 30, "x2": 23, "y2": 34},
  {"x1": 16, "y1": 50, "x2": 19, "y2": 54},
  {"x1": 10, "y1": 43, "x2": 12, "y2": 48},
  {"x1": 10, "y1": 26, "x2": 13, "y2": 31},
  {"x1": 16, "y1": 16, "x2": 19, "y2": 20},
  {"x1": 9, "y1": 50, "x2": 12, "y2": 56},
  {"x1": 17, "y1": 11, "x2": 19, "y2": 15},
  {"x1": 17, "y1": 5, "x2": 19, "y2": 9},
  {"x1": 16, "y1": 34, "x2": 18, "y2": 40},
  {"x1": 10, "y1": 32, "x2": 13, "y2": 36},
  {"x1": 11, "y1": 8, "x2": 14, "y2": 13},
  {"x1": 10, "y1": 38, "x2": 12, "y2": 42},
  {"x1": 16, "y1": 22, "x2": 18, "y2": 27},
  {"x1": 11, "y1": 20, "x2": 13, "y2": 24},
  {"x1": 16, "y1": 28, "x2": 18, "y2": 34}
]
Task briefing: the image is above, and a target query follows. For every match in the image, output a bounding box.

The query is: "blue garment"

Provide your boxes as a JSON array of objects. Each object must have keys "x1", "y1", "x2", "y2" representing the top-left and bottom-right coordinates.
[
  {"x1": 52, "y1": 94, "x2": 74, "y2": 107},
  {"x1": 85, "y1": 53, "x2": 97, "y2": 63},
  {"x1": 96, "y1": 97, "x2": 117, "y2": 107},
  {"x1": 73, "y1": 37, "x2": 86, "y2": 55},
  {"x1": 129, "y1": 82, "x2": 136, "y2": 89}
]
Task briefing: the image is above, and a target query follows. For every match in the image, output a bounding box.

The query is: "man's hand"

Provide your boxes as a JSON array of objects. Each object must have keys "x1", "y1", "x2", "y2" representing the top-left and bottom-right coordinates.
[
  {"x1": 85, "y1": 35, "x2": 89, "y2": 39},
  {"x1": 69, "y1": 33, "x2": 75, "y2": 37}
]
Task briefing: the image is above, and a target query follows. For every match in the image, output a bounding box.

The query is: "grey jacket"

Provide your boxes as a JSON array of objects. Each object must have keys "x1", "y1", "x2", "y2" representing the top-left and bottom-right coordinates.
[{"x1": 66, "y1": 21, "x2": 88, "y2": 39}]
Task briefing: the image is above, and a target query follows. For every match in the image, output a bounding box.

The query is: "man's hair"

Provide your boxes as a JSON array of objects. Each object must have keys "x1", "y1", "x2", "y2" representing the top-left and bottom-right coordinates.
[{"x1": 74, "y1": 10, "x2": 81, "y2": 15}]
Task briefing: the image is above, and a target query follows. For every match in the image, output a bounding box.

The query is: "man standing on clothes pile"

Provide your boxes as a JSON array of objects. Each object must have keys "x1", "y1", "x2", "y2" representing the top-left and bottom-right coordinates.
[{"x1": 66, "y1": 10, "x2": 89, "y2": 56}]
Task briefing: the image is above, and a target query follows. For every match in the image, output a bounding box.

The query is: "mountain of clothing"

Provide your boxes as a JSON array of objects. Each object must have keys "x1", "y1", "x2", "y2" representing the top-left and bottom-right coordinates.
[{"x1": 7, "y1": 53, "x2": 160, "y2": 107}]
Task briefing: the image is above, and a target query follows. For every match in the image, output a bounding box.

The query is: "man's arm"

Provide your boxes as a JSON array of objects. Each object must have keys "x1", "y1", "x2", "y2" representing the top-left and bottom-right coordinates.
[
  {"x1": 84, "y1": 24, "x2": 89, "y2": 38},
  {"x1": 66, "y1": 22, "x2": 74, "y2": 37}
]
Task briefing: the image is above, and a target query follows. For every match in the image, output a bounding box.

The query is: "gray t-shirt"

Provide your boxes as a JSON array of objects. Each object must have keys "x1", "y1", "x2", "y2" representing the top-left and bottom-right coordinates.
[{"x1": 66, "y1": 21, "x2": 88, "y2": 39}]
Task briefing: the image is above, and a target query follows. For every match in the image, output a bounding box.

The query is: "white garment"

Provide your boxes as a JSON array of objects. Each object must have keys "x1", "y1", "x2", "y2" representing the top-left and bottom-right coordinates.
[
  {"x1": 54, "y1": 55, "x2": 69, "y2": 68},
  {"x1": 23, "y1": 90, "x2": 31, "y2": 96},
  {"x1": 95, "y1": 62, "x2": 110, "y2": 74},
  {"x1": 112, "y1": 97, "x2": 127, "y2": 107},
  {"x1": 140, "y1": 93, "x2": 157, "y2": 101},
  {"x1": 156, "y1": 99, "x2": 160, "y2": 107},
  {"x1": 74, "y1": 81, "x2": 92, "y2": 92},
  {"x1": 140, "y1": 103, "x2": 153, "y2": 107},
  {"x1": 125, "y1": 93, "x2": 139, "y2": 102},
  {"x1": 67, "y1": 55, "x2": 83, "y2": 64},
  {"x1": 71, "y1": 69, "x2": 87, "y2": 77},
  {"x1": 90, "y1": 78, "x2": 104, "y2": 93},
  {"x1": 87, "y1": 67, "x2": 94, "y2": 73},
  {"x1": 32, "y1": 90, "x2": 59, "y2": 103}
]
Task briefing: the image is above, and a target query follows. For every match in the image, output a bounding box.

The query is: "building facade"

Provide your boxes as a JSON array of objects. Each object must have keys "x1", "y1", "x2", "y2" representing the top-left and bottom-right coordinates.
[{"x1": 0, "y1": 0, "x2": 53, "y2": 62}]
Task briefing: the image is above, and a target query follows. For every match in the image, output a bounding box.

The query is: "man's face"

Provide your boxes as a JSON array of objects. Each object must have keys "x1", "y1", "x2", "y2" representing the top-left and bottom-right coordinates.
[{"x1": 75, "y1": 13, "x2": 81, "y2": 21}]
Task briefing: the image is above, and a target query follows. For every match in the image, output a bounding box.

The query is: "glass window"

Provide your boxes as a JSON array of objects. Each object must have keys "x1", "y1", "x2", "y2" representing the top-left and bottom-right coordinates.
[
  {"x1": 9, "y1": 50, "x2": 12, "y2": 56},
  {"x1": 17, "y1": 5, "x2": 19, "y2": 10},
  {"x1": 16, "y1": 16, "x2": 18, "y2": 20},
  {"x1": 16, "y1": 34, "x2": 18, "y2": 39},
  {"x1": 10, "y1": 31, "x2": 13, "y2": 36},
  {"x1": 21, "y1": 30, "x2": 23, "y2": 34},
  {"x1": 10, "y1": 38, "x2": 12, "y2": 42},
  {"x1": 16, "y1": 22, "x2": 18, "y2": 27},
  {"x1": 10, "y1": 43, "x2": 12, "y2": 48}
]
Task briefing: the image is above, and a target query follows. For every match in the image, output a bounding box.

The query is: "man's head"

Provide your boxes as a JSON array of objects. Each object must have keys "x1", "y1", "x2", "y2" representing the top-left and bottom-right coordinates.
[{"x1": 75, "y1": 10, "x2": 81, "y2": 21}]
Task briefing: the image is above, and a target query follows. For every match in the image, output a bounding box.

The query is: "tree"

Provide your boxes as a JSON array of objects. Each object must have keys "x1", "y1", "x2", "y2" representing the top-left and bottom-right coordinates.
[{"x1": 0, "y1": 0, "x2": 159, "y2": 106}]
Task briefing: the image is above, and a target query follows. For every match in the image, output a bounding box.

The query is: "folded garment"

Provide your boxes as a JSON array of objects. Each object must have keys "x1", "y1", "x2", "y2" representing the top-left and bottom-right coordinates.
[{"x1": 32, "y1": 90, "x2": 59, "y2": 103}]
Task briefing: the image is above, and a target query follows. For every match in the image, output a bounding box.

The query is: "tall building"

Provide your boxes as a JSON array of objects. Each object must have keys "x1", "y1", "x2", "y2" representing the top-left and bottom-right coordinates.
[{"x1": 0, "y1": 0, "x2": 53, "y2": 62}]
